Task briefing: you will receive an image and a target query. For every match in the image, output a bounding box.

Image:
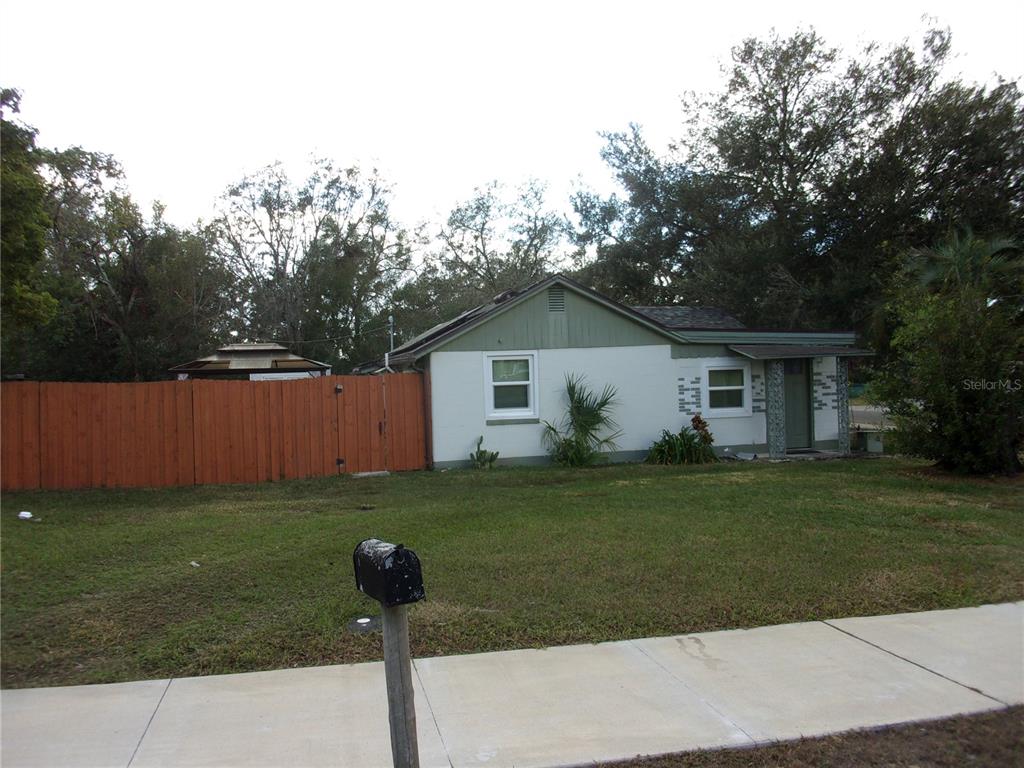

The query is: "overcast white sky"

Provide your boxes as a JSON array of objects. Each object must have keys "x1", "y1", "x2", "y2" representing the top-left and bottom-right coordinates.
[{"x1": 2, "y1": 1, "x2": 1021, "y2": 231}]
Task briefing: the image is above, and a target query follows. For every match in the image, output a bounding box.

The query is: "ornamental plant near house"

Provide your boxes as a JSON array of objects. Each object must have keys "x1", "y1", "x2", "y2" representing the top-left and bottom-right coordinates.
[
  {"x1": 646, "y1": 415, "x2": 718, "y2": 465},
  {"x1": 690, "y1": 413, "x2": 715, "y2": 448},
  {"x1": 542, "y1": 374, "x2": 622, "y2": 467},
  {"x1": 469, "y1": 436, "x2": 499, "y2": 469}
]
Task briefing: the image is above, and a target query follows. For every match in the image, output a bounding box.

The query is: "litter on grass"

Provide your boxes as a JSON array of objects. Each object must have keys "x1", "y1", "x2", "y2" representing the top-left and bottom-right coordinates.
[{"x1": 18, "y1": 511, "x2": 32, "y2": 520}]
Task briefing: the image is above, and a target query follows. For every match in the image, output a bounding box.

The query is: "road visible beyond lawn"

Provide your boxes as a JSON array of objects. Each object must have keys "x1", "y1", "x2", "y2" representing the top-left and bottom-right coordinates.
[{"x1": 2, "y1": 458, "x2": 1022, "y2": 688}]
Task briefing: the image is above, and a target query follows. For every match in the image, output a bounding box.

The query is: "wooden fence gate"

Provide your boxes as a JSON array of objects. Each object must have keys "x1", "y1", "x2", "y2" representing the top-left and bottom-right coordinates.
[{"x1": 0, "y1": 373, "x2": 427, "y2": 491}]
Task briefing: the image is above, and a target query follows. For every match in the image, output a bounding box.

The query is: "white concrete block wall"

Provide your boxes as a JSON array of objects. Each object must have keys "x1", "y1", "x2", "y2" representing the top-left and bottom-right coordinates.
[
  {"x1": 430, "y1": 347, "x2": 768, "y2": 465},
  {"x1": 674, "y1": 358, "x2": 767, "y2": 449}
]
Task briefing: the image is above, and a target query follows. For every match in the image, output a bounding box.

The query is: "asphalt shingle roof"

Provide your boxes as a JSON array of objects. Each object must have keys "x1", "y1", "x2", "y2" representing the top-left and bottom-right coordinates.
[{"x1": 631, "y1": 306, "x2": 745, "y2": 330}]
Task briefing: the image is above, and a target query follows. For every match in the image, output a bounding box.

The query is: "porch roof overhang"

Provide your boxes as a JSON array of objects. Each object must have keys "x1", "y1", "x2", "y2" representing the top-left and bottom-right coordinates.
[{"x1": 728, "y1": 344, "x2": 875, "y2": 360}]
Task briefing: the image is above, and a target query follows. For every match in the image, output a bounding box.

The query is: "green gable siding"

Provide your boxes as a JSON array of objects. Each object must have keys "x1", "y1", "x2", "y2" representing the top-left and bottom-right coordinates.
[{"x1": 437, "y1": 289, "x2": 671, "y2": 352}]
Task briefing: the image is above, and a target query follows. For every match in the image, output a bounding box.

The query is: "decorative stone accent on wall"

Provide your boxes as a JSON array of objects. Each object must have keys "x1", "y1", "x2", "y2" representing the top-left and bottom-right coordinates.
[
  {"x1": 812, "y1": 359, "x2": 839, "y2": 412},
  {"x1": 837, "y1": 357, "x2": 851, "y2": 454},
  {"x1": 677, "y1": 375, "x2": 702, "y2": 416},
  {"x1": 751, "y1": 372, "x2": 766, "y2": 414},
  {"x1": 765, "y1": 359, "x2": 786, "y2": 458}
]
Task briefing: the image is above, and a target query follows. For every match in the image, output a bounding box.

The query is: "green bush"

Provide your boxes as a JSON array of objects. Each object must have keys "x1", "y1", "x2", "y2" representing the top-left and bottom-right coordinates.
[
  {"x1": 542, "y1": 374, "x2": 622, "y2": 467},
  {"x1": 872, "y1": 234, "x2": 1023, "y2": 474},
  {"x1": 646, "y1": 414, "x2": 718, "y2": 465}
]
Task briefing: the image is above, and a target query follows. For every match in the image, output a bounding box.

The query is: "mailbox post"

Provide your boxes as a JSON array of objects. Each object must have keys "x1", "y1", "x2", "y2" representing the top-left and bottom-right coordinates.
[{"x1": 353, "y1": 539, "x2": 425, "y2": 768}]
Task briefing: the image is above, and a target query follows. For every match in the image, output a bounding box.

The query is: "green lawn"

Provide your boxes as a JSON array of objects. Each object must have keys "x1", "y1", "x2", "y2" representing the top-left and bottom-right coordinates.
[{"x1": 2, "y1": 458, "x2": 1022, "y2": 688}]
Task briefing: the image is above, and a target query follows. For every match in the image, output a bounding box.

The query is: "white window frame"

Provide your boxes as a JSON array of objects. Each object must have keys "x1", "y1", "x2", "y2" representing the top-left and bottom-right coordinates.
[
  {"x1": 484, "y1": 351, "x2": 538, "y2": 420},
  {"x1": 701, "y1": 359, "x2": 752, "y2": 418}
]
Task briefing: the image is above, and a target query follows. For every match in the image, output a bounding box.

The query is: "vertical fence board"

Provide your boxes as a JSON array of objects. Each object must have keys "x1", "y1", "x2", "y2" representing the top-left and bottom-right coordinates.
[
  {"x1": 328, "y1": 378, "x2": 341, "y2": 475},
  {"x1": 21, "y1": 382, "x2": 41, "y2": 489},
  {"x1": 391, "y1": 376, "x2": 407, "y2": 473},
  {"x1": 37, "y1": 384, "x2": 53, "y2": 489},
  {"x1": 1, "y1": 385, "x2": 17, "y2": 489},
  {"x1": 254, "y1": 383, "x2": 269, "y2": 483},
  {"x1": 395, "y1": 375, "x2": 412, "y2": 471},
  {"x1": 309, "y1": 379, "x2": 323, "y2": 477},
  {"x1": 2, "y1": 383, "x2": 21, "y2": 489},
  {"x1": 373, "y1": 377, "x2": 385, "y2": 471},
  {"x1": 269, "y1": 381, "x2": 282, "y2": 480},
  {"x1": 87, "y1": 385, "x2": 101, "y2": 488},
  {"x1": 283, "y1": 380, "x2": 297, "y2": 479},
  {"x1": 1, "y1": 382, "x2": 41, "y2": 490},
  {"x1": 341, "y1": 378, "x2": 354, "y2": 473},
  {"x1": 176, "y1": 381, "x2": 195, "y2": 487},
  {"x1": 296, "y1": 380, "x2": 310, "y2": 479},
  {"x1": 354, "y1": 378, "x2": 368, "y2": 473},
  {"x1": 192, "y1": 381, "x2": 207, "y2": 485}
]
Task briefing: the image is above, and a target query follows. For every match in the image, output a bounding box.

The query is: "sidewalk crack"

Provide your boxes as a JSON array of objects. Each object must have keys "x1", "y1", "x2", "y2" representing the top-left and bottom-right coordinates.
[
  {"x1": 412, "y1": 660, "x2": 454, "y2": 768},
  {"x1": 127, "y1": 678, "x2": 173, "y2": 768},
  {"x1": 820, "y1": 621, "x2": 1009, "y2": 707},
  {"x1": 629, "y1": 640, "x2": 758, "y2": 745}
]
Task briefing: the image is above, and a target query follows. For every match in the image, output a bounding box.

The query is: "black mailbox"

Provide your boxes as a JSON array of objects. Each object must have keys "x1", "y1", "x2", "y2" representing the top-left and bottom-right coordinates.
[{"x1": 353, "y1": 539, "x2": 426, "y2": 607}]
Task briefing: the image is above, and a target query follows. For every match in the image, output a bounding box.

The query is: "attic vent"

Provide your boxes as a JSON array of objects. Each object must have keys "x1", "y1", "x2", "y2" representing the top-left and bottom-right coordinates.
[{"x1": 548, "y1": 286, "x2": 566, "y2": 312}]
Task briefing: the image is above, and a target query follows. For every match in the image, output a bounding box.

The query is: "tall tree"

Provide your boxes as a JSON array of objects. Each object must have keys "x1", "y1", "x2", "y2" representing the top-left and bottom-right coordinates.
[
  {"x1": 215, "y1": 160, "x2": 411, "y2": 369},
  {"x1": 7, "y1": 141, "x2": 237, "y2": 381},
  {"x1": 438, "y1": 180, "x2": 563, "y2": 294},
  {"x1": 573, "y1": 28, "x2": 1024, "y2": 336},
  {"x1": 1, "y1": 88, "x2": 57, "y2": 347},
  {"x1": 571, "y1": 126, "x2": 748, "y2": 305},
  {"x1": 389, "y1": 181, "x2": 566, "y2": 345}
]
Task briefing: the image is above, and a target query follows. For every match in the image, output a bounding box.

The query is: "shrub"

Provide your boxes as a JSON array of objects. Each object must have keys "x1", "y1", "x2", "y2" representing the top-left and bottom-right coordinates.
[
  {"x1": 872, "y1": 233, "x2": 1023, "y2": 474},
  {"x1": 646, "y1": 415, "x2": 718, "y2": 465},
  {"x1": 542, "y1": 374, "x2": 622, "y2": 467}
]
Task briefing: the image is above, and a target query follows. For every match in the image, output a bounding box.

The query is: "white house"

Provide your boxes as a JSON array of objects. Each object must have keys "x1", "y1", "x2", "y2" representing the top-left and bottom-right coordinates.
[{"x1": 368, "y1": 275, "x2": 869, "y2": 468}]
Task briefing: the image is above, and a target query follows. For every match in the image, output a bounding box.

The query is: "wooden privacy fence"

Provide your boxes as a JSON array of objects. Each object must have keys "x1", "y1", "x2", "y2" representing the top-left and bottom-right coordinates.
[{"x1": 1, "y1": 374, "x2": 427, "y2": 491}]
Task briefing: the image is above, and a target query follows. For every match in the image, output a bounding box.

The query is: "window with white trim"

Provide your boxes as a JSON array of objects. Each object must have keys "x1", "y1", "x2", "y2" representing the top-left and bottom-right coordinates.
[
  {"x1": 702, "y1": 360, "x2": 752, "y2": 417},
  {"x1": 484, "y1": 352, "x2": 538, "y2": 419}
]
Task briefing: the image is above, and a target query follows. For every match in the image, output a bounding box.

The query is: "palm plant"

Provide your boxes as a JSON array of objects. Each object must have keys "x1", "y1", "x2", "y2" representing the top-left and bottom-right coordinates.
[
  {"x1": 542, "y1": 374, "x2": 622, "y2": 466},
  {"x1": 906, "y1": 230, "x2": 1022, "y2": 303}
]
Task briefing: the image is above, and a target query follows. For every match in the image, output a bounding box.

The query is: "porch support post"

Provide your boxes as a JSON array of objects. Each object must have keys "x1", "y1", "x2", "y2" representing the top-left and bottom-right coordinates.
[
  {"x1": 836, "y1": 357, "x2": 851, "y2": 455},
  {"x1": 765, "y1": 359, "x2": 786, "y2": 459}
]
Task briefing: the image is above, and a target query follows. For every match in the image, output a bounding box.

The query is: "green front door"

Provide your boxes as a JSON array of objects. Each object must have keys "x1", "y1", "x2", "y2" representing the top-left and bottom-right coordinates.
[{"x1": 784, "y1": 359, "x2": 811, "y2": 450}]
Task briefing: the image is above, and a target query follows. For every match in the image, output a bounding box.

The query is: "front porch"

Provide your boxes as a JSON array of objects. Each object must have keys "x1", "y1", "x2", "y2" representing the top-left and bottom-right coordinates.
[{"x1": 727, "y1": 348, "x2": 860, "y2": 459}]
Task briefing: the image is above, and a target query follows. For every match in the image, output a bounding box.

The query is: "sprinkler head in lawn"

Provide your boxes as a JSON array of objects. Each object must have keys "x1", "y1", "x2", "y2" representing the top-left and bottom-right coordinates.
[{"x1": 347, "y1": 615, "x2": 381, "y2": 634}]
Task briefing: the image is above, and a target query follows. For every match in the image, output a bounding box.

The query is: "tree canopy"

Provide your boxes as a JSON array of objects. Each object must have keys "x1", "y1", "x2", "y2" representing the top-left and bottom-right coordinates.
[
  {"x1": 572, "y1": 28, "x2": 1023, "y2": 339},
  {"x1": 1, "y1": 89, "x2": 57, "y2": 335},
  {"x1": 1, "y1": 25, "x2": 1020, "y2": 381}
]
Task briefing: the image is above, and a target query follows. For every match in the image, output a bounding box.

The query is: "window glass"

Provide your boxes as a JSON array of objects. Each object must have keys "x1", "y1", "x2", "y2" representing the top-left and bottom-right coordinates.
[
  {"x1": 493, "y1": 384, "x2": 529, "y2": 409},
  {"x1": 709, "y1": 369, "x2": 744, "y2": 387},
  {"x1": 709, "y1": 389, "x2": 743, "y2": 408},
  {"x1": 492, "y1": 359, "x2": 530, "y2": 382}
]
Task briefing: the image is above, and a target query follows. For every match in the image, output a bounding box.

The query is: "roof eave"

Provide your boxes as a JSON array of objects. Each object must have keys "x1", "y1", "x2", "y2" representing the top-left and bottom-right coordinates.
[
  {"x1": 675, "y1": 329, "x2": 859, "y2": 345},
  {"x1": 728, "y1": 345, "x2": 875, "y2": 360}
]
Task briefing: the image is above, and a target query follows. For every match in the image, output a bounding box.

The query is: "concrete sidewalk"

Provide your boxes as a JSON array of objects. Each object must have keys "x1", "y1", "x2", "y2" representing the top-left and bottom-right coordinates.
[{"x1": 2, "y1": 603, "x2": 1021, "y2": 768}]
